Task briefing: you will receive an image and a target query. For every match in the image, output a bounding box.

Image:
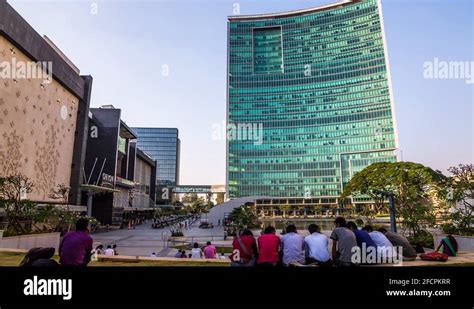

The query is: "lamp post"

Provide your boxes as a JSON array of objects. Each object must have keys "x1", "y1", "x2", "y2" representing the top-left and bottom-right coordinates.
[{"x1": 374, "y1": 190, "x2": 397, "y2": 233}]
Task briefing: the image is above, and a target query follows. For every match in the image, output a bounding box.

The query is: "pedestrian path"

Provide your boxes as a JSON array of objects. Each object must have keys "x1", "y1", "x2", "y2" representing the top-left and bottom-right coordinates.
[{"x1": 91, "y1": 222, "x2": 169, "y2": 257}]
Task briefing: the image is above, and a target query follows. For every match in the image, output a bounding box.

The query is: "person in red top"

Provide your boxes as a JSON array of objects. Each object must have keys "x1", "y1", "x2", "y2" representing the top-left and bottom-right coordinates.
[
  {"x1": 257, "y1": 226, "x2": 281, "y2": 267},
  {"x1": 229, "y1": 229, "x2": 258, "y2": 267}
]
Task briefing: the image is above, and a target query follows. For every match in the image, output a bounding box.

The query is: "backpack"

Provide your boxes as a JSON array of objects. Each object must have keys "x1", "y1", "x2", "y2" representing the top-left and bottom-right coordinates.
[
  {"x1": 419, "y1": 251, "x2": 449, "y2": 262},
  {"x1": 20, "y1": 247, "x2": 56, "y2": 267}
]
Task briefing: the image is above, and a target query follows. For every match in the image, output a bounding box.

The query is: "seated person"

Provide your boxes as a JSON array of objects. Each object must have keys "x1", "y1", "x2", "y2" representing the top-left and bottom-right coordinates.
[
  {"x1": 378, "y1": 227, "x2": 417, "y2": 261},
  {"x1": 347, "y1": 221, "x2": 377, "y2": 250},
  {"x1": 362, "y1": 225, "x2": 394, "y2": 260},
  {"x1": 59, "y1": 218, "x2": 93, "y2": 266},
  {"x1": 347, "y1": 221, "x2": 377, "y2": 264},
  {"x1": 203, "y1": 241, "x2": 217, "y2": 259},
  {"x1": 257, "y1": 226, "x2": 281, "y2": 267},
  {"x1": 436, "y1": 235, "x2": 458, "y2": 257},
  {"x1": 304, "y1": 224, "x2": 332, "y2": 267},
  {"x1": 330, "y1": 217, "x2": 358, "y2": 267},
  {"x1": 281, "y1": 225, "x2": 305, "y2": 266}
]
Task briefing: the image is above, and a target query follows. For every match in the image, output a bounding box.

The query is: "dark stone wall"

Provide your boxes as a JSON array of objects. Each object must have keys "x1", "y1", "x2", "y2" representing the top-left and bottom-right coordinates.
[{"x1": 69, "y1": 75, "x2": 93, "y2": 205}]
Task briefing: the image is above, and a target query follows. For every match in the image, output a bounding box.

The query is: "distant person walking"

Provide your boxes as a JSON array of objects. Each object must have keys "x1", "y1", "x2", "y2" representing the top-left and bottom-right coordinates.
[{"x1": 59, "y1": 218, "x2": 93, "y2": 266}]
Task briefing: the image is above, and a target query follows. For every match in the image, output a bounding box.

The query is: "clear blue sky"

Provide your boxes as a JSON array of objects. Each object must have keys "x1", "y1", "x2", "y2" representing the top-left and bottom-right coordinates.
[{"x1": 8, "y1": 0, "x2": 473, "y2": 184}]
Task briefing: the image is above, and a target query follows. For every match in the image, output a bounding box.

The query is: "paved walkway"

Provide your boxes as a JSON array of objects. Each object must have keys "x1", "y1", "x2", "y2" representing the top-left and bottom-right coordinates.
[{"x1": 91, "y1": 222, "x2": 180, "y2": 257}]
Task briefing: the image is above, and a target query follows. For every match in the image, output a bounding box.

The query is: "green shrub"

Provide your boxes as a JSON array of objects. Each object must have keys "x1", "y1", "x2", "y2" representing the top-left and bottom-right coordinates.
[
  {"x1": 355, "y1": 218, "x2": 365, "y2": 227},
  {"x1": 407, "y1": 229, "x2": 434, "y2": 249}
]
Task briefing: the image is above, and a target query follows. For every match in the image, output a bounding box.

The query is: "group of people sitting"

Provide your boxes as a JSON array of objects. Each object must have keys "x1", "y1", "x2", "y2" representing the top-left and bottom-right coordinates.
[
  {"x1": 20, "y1": 217, "x2": 459, "y2": 267},
  {"x1": 226, "y1": 216, "x2": 446, "y2": 267},
  {"x1": 93, "y1": 244, "x2": 118, "y2": 256},
  {"x1": 171, "y1": 242, "x2": 227, "y2": 260}
]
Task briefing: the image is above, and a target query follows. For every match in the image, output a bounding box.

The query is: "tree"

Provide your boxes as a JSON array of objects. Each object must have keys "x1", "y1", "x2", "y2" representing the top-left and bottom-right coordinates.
[
  {"x1": 230, "y1": 204, "x2": 258, "y2": 229},
  {"x1": 341, "y1": 162, "x2": 447, "y2": 236},
  {"x1": 182, "y1": 193, "x2": 198, "y2": 204},
  {"x1": 215, "y1": 193, "x2": 225, "y2": 205},
  {"x1": 47, "y1": 184, "x2": 73, "y2": 232},
  {"x1": 0, "y1": 174, "x2": 36, "y2": 236},
  {"x1": 0, "y1": 176, "x2": 99, "y2": 236},
  {"x1": 205, "y1": 192, "x2": 214, "y2": 209},
  {"x1": 441, "y1": 164, "x2": 474, "y2": 235},
  {"x1": 191, "y1": 197, "x2": 206, "y2": 213}
]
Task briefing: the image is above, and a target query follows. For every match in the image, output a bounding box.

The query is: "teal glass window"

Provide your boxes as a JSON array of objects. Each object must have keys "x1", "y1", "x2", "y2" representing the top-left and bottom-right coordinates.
[{"x1": 253, "y1": 27, "x2": 283, "y2": 74}]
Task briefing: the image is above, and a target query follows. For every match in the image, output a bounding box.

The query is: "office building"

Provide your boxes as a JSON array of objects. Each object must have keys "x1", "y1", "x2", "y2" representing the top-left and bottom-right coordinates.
[
  {"x1": 133, "y1": 127, "x2": 180, "y2": 203},
  {"x1": 227, "y1": 0, "x2": 398, "y2": 202}
]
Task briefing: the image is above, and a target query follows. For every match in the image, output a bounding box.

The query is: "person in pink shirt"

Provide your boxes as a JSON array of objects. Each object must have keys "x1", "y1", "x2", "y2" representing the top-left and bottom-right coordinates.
[{"x1": 203, "y1": 241, "x2": 217, "y2": 259}]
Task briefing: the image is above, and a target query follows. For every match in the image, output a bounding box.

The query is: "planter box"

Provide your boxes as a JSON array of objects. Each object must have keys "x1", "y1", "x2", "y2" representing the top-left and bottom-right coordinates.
[
  {"x1": 434, "y1": 233, "x2": 474, "y2": 252},
  {"x1": 0, "y1": 232, "x2": 61, "y2": 252}
]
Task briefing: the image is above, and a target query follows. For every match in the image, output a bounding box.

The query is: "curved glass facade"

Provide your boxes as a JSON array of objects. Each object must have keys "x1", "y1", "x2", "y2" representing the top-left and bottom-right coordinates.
[{"x1": 227, "y1": 0, "x2": 398, "y2": 198}]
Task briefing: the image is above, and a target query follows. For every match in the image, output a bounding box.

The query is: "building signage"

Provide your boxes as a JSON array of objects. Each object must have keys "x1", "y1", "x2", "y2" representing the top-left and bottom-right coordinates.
[{"x1": 101, "y1": 173, "x2": 114, "y2": 188}]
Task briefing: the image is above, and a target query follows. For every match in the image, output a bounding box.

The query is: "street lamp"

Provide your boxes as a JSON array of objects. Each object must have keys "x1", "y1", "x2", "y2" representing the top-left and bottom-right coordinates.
[{"x1": 373, "y1": 189, "x2": 397, "y2": 233}]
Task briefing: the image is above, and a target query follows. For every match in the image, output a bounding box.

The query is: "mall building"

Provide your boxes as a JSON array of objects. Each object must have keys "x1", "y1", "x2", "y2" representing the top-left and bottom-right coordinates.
[
  {"x1": 0, "y1": 1, "x2": 92, "y2": 207},
  {"x1": 226, "y1": 0, "x2": 399, "y2": 212},
  {"x1": 82, "y1": 106, "x2": 157, "y2": 225}
]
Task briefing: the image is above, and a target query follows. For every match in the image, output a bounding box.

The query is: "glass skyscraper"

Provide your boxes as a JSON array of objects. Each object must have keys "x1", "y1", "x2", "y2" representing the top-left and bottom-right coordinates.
[
  {"x1": 227, "y1": 0, "x2": 398, "y2": 199},
  {"x1": 133, "y1": 128, "x2": 180, "y2": 186}
]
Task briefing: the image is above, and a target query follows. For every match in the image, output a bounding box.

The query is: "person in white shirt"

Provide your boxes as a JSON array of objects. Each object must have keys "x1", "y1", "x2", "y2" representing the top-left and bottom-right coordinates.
[
  {"x1": 104, "y1": 245, "x2": 115, "y2": 256},
  {"x1": 363, "y1": 225, "x2": 394, "y2": 259},
  {"x1": 190, "y1": 242, "x2": 203, "y2": 259},
  {"x1": 304, "y1": 224, "x2": 332, "y2": 266}
]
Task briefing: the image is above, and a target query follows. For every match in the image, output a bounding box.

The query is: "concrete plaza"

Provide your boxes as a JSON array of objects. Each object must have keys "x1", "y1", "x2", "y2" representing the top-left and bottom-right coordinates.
[{"x1": 91, "y1": 222, "x2": 176, "y2": 257}]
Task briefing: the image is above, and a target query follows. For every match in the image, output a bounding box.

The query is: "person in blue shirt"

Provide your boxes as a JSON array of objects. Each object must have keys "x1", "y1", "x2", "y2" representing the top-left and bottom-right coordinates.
[{"x1": 347, "y1": 221, "x2": 377, "y2": 264}]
